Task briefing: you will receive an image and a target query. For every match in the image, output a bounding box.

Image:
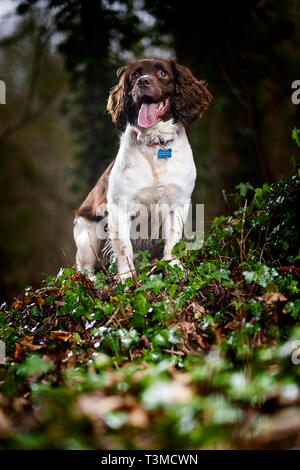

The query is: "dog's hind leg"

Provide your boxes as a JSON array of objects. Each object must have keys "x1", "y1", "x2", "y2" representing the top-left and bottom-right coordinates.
[{"x1": 73, "y1": 216, "x2": 101, "y2": 280}]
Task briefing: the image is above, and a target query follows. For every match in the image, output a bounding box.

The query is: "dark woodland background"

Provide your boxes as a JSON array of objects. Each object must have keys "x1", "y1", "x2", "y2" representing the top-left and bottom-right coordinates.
[{"x1": 0, "y1": 0, "x2": 299, "y2": 300}]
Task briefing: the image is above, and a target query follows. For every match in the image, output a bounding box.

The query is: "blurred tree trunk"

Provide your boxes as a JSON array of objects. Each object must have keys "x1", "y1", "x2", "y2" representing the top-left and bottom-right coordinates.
[
  {"x1": 0, "y1": 15, "x2": 77, "y2": 300},
  {"x1": 144, "y1": 0, "x2": 299, "y2": 194},
  {"x1": 17, "y1": 0, "x2": 142, "y2": 190}
]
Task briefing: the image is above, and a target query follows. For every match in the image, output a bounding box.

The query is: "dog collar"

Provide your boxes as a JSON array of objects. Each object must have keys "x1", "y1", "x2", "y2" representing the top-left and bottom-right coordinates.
[{"x1": 158, "y1": 148, "x2": 172, "y2": 159}]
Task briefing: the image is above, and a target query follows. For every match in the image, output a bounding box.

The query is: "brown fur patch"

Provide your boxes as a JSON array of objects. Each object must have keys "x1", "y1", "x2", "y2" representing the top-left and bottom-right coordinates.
[{"x1": 75, "y1": 159, "x2": 115, "y2": 221}]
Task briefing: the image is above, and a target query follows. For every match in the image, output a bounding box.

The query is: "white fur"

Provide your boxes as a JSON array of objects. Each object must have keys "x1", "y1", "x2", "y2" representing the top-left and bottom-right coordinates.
[
  {"x1": 74, "y1": 118, "x2": 196, "y2": 281},
  {"x1": 73, "y1": 216, "x2": 100, "y2": 280}
]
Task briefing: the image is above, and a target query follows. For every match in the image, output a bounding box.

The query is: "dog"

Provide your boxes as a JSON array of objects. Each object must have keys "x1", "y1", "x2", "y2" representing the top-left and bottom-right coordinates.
[{"x1": 73, "y1": 59, "x2": 212, "y2": 281}]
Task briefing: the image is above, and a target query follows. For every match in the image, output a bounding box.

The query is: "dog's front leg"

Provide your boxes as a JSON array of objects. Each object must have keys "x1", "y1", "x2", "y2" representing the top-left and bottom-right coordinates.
[
  {"x1": 108, "y1": 205, "x2": 135, "y2": 282},
  {"x1": 163, "y1": 205, "x2": 189, "y2": 268}
]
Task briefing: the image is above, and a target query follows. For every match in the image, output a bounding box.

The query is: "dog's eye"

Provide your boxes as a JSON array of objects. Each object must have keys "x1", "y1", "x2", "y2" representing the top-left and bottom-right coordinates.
[
  {"x1": 132, "y1": 71, "x2": 140, "y2": 80},
  {"x1": 159, "y1": 70, "x2": 167, "y2": 77}
]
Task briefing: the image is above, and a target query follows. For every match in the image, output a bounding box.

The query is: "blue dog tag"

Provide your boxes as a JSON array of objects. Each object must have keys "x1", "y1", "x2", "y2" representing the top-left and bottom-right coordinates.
[{"x1": 158, "y1": 148, "x2": 172, "y2": 159}]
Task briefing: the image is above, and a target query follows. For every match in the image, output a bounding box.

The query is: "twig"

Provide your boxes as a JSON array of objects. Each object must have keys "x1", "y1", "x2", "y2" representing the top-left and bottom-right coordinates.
[{"x1": 163, "y1": 348, "x2": 185, "y2": 356}]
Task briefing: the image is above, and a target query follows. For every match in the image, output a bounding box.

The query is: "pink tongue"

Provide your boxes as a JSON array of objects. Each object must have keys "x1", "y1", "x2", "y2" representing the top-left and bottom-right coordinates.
[{"x1": 138, "y1": 102, "x2": 160, "y2": 128}]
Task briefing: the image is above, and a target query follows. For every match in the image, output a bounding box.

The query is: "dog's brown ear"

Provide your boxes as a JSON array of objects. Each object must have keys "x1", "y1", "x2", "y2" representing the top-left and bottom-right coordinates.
[
  {"x1": 171, "y1": 61, "x2": 212, "y2": 125},
  {"x1": 107, "y1": 66, "x2": 135, "y2": 131}
]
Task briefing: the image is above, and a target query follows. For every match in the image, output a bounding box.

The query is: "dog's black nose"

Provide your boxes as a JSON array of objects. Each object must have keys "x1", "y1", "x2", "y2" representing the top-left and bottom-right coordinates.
[{"x1": 137, "y1": 76, "x2": 150, "y2": 88}]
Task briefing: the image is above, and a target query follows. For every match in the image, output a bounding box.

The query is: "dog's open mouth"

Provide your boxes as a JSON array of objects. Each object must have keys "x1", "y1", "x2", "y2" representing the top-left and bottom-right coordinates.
[{"x1": 138, "y1": 98, "x2": 170, "y2": 128}]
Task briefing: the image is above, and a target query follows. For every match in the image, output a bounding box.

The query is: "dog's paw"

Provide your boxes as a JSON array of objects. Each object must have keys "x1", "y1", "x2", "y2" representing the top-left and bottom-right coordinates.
[
  {"x1": 88, "y1": 273, "x2": 98, "y2": 283},
  {"x1": 169, "y1": 258, "x2": 184, "y2": 270}
]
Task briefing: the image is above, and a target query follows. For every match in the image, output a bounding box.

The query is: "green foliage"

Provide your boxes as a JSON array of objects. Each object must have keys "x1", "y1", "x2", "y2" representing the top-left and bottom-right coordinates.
[
  {"x1": 17, "y1": 354, "x2": 54, "y2": 377},
  {"x1": 243, "y1": 263, "x2": 278, "y2": 288},
  {"x1": 292, "y1": 127, "x2": 300, "y2": 148}
]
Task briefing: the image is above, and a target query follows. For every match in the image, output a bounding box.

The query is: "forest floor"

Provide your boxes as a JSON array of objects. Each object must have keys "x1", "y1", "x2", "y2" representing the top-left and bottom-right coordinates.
[{"x1": 0, "y1": 173, "x2": 299, "y2": 449}]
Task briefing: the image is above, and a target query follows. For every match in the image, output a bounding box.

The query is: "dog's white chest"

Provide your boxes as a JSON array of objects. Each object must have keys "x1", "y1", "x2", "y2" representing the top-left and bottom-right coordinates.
[{"x1": 107, "y1": 121, "x2": 196, "y2": 208}]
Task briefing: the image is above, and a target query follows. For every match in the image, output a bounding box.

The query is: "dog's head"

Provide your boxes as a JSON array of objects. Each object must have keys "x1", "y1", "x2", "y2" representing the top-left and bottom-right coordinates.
[{"x1": 107, "y1": 59, "x2": 212, "y2": 131}]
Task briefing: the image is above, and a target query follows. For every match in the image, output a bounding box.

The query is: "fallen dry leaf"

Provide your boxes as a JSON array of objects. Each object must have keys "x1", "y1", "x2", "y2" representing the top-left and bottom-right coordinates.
[
  {"x1": 244, "y1": 408, "x2": 300, "y2": 448},
  {"x1": 127, "y1": 407, "x2": 149, "y2": 428},
  {"x1": 35, "y1": 296, "x2": 45, "y2": 306},
  {"x1": 0, "y1": 409, "x2": 11, "y2": 434},
  {"x1": 171, "y1": 380, "x2": 193, "y2": 404},
  {"x1": 12, "y1": 300, "x2": 22, "y2": 310},
  {"x1": 261, "y1": 293, "x2": 288, "y2": 305},
  {"x1": 50, "y1": 330, "x2": 73, "y2": 342},
  {"x1": 14, "y1": 343, "x2": 23, "y2": 361},
  {"x1": 76, "y1": 393, "x2": 124, "y2": 420}
]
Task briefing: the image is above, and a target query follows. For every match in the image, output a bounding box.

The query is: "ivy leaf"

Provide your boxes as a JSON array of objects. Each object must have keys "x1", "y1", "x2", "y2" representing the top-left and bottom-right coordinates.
[
  {"x1": 136, "y1": 274, "x2": 165, "y2": 294},
  {"x1": 283, "y1": 300, "x2": 300, "y2": 319},
  {"x1": 235, "y1": 182, "x2": 253, "y2": 198},
  {"x1": 292, "y1": 127, "x2": 300, "y2": 148},
  {"x1": 243, "y1": 263, "x2": 278, "y2": 288},
  {"x1": 17, "y1": 354, "x2": 53, "y2": 377},
  {"x1": 118, "y1": 328, "x2": 139, "y2": 349},
  {"x1": 132, "y1": 292, "x2": 149, "y2": 328}
]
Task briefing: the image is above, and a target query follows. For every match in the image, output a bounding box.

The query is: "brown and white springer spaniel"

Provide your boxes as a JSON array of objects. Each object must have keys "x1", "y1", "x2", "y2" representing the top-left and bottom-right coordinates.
[{"x1": 74, "y1": 59, "x2": 212, "y2": 281}]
